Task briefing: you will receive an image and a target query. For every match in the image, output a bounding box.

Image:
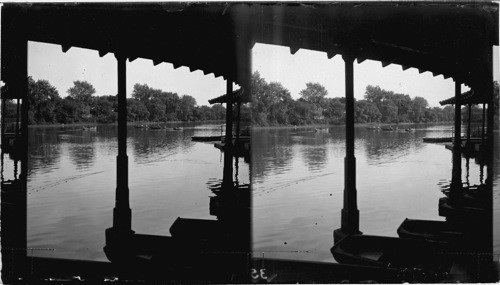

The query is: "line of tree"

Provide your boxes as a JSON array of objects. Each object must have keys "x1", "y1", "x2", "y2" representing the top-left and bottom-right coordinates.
[
  {"x1": 250, "y1": 71, "x2": 499, "y2": 127},
  {"x1": 2, "y1": 77, "x2": 227, "y2": 125}
]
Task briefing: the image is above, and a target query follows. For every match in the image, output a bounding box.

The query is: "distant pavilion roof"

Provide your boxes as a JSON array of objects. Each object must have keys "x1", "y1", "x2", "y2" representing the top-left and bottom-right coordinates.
[
  {"x1": 208, "y1": 89, "x2": 249, "y2": 104},
  {"x1": 439, "y1": 90, "x2": 489, "y2": 106}
]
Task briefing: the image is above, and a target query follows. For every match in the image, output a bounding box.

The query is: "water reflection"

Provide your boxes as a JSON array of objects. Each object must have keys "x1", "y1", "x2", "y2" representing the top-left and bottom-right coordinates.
[
  {"x1": 252, "y1": 124, "x2": 495, "y2": 262},
  {"x1": 24, "y1": 123, "x2": 249, "y2": 263}
]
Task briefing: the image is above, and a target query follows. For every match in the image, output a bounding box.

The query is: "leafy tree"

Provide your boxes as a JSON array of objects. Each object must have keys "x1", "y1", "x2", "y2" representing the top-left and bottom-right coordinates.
[
  {"x1": 28, "y1": 77, "x2": 61, "y2": 124},
  {"x1": 355, "y1": 100, "x2": 381, "y2": 123},
  {"x1": 67, "y1": 80, "x2": 95, "y2": 104},
  {"x1": 91, "y1": 96, "x2": 116, "y2": 123},
  {"x1": 379, "y1": 100, "x2": 399, "y2": 123},
  {"x1": 324, "y1": 97, "x2": 345, "y2": 124},
  {"x1": 147, "y1": 97, "x2": 166, "y2": 121},
  {"x1": 56, "y1": 97, "x2": 80, "y2": 124},
  {"x1": 127, "y1": 98, "x2": 149, "y2": 121},
  {"x1": 211, "y1": 104, "x2": 226, "y2": 120},
  {"x1": 299, "y1": 82, "x2": 328, "y2": 106},
  {"x1": 132, "y1": 83, "x2": 161, "y2": 102},
  {"x1": 410, "y1": 96, "x2": 429, "y2": 123},
  {"x1": 178, "y1": 95, "x2": 197, "y2": 121}
]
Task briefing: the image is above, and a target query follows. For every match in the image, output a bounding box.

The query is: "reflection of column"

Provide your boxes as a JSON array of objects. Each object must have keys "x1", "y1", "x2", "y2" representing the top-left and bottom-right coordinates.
[
  {"x1": 334, "y1": 54, "x2": 360, "y2": 242},
  {"x1": 465, "y1": 157, "x2": 470, "y2": 187},
  {"x1": 222, "y1": 81, "x2": 234, "y2": 187},
  {"x1": 236, "y1": 101, "x2": 241, "y2": 145},
  {"x1": 112, "y1": 54, "x2": 132, "y2": 233},
  {"x1": 450, "y1": 81, "x2": 462, "y2": 199},
  {"x1": 467, "y1": 103, "x2": 471, "y2": 145},
  {"x1": 481, "y1": 103, "x2": 486, "y2": 147},
  {"x1": 16, "y1": 98, "x2": 20, "y2": 138}
]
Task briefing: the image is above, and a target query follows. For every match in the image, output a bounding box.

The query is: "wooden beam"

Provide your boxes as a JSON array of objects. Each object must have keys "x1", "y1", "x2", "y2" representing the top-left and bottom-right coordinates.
[
  {"x1": 98, "y1": 50, "x2": 108, "y2": 58},
  {"x1": 61, "y1": 45, "x2": 71, "y2": 53},
  {"x1": 356, "y1": 57, "x2": 366, "y2": 64}
]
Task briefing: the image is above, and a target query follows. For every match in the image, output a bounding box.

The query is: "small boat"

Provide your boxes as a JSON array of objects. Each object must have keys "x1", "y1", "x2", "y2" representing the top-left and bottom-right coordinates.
[
  {"x1": 438, "y1": 197, "x2": 488, "y2": 220},
  {"x1": 192, "y1": 135, "x2": 223, "y2": 142},
  {"x1": 149, "y1": 124, "x2": 162, "y2": 130},
  {"x1": 82, "y1": 126, "x2": 97, "y2": 131},
  {"x1": 423, "y1": 137, "x2": 453, "y2": 143},
  {"x1": 441, "y1": 185, "x2": 490, "y2": 207},
  {"x1": 315, "y1": 128, "x2": 329, "y2": 133},
  {"x1": 173, "y1": 127, "x2": 183, "y2": 131},
  {"x1": 380, "y1": 126, "x2": 394, "y2": 131},
  {"x1": 331, "y1": 234, "x2": 451, "y2": 273},
  {"x1": 397, "y1": 218, "x2": 470, "y2": 244},
  {"x1": 134, "y1": 124, "x2": 147, "y2": 129}
]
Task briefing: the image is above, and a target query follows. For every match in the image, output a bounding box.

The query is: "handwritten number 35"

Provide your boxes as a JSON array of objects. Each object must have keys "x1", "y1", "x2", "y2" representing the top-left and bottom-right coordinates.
[{"x1": 251, "y1": 268, "x2": 268, "y2": 280}]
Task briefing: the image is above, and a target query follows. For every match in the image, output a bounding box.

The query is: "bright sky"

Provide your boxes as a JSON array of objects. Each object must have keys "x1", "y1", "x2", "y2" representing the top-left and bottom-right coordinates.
[{"x1": 28, "y1": 41, "x2": 499, "y2": 108}]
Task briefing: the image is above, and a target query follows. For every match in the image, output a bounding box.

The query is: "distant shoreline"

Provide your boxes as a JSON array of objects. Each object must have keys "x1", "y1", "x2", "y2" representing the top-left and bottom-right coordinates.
[
  {"x1": 251, "y1": 121, "x2": 455, "y2": 130},
  {"x1": 27, "y1": 120, "x2": 226, "y2": 128}
]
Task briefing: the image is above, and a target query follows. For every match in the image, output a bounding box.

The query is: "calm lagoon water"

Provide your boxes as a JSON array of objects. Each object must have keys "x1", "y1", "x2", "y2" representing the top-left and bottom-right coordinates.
[
  {"x1": 2, "y1": 123, "x2": 497, "y2": 264},
  {"x1": 252, "y1": 124, "x2": 499, "y2": 262},
  {"x1": 6, "y1": 123, "x2": 249, "y2": 261}
]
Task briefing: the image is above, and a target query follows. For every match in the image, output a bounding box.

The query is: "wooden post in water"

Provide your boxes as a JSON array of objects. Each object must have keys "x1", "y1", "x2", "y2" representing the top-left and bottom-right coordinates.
[
  {"x1": 222, "y1": 81, "x2": 234, "y2": 187},
  {"x1": 450, "y1": 81, "x2": 462, "y2": 199},
  {"x1": 334, "y1": 54, "x2": 361, "y2": 243},
  {"x1": 112, "y1": 54, "x2": 132, "y2": 233}
]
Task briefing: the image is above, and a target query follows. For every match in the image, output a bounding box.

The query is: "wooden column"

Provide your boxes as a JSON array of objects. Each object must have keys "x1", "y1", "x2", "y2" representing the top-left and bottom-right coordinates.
[
  {"x1": 1, "y1": 36, "x2": 28, "y2": 282},
  {"x1": 112, "y1": 54, "x2": 132, "y2": 233},
  {"x1": 334, "y1": 54, "x2": 360, "y2": 242},
  {"x1": 222, "y1": 81, "x2": 234, "y2": 187},
  {"x1": 450, "y1": 81, "x2": 462, "y2": 198}
]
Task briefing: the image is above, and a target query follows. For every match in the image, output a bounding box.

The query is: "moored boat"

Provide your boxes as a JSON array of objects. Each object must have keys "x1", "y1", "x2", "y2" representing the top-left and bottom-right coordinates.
[
  {"x1": 82, "y1": 126, "x2": 97, "y2": 131},
  {"x1": 423, "y1": 137, "x2": 453, "y2": 143},
  {"x1": 331, "y1": 234, "x2": 451, "y2": 273},
  {"x1": 380, "y1": 126, "x2": 395, "y2": 131},
  {"x1": 149, "y1": 124, "x2": 162, "y2": 130},
  {"x1": 315, "y1": 128, "x2": 329, "y2": 133},
  {"x1": 438, "y1": 197, "x2": 488, "y2": 220},
  {"x1": 397, "y1": 218, "x2": 470, "y2": 244},
  {"x1": 192, "y1": 135, "x2": 223, "y2": 142}
]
